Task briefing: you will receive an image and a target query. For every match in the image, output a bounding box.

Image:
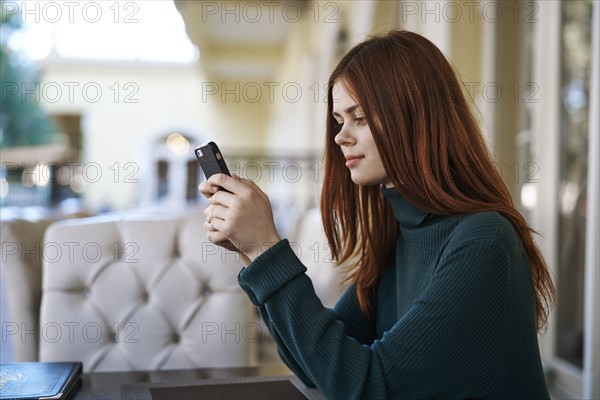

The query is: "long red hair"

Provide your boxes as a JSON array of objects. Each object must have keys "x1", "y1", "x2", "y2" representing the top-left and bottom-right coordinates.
[{"x1": 321, "y1": 30, "x2": 555, "y2": 332}]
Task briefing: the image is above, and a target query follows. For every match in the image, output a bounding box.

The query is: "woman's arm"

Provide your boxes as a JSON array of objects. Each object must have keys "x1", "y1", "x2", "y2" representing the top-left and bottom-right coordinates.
[
  {"x1": 238, "y1": 277, "x2": 317, "y2": 387},
  {"x1": 238, "y1": 237, "x2": 526, "y2": 399},
  {"x1": 331, "y1": 284, "x2": 376, "y2": 345},
  {"x1": 240, "y1": 275, "x2": 376, "y2": 387}
]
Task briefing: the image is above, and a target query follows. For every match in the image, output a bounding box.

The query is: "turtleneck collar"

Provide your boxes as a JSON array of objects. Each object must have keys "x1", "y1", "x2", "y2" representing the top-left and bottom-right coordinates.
[{"x1": 380, "y1": 187, "x2": 429, "y2": 227}]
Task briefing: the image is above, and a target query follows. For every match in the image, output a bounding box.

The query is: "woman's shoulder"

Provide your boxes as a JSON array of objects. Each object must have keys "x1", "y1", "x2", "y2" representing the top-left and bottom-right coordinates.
[
  {"x1": 437, "y1": 211, "x2": 528, "y2": 277},
  {"x1": 447, "y1": 210, "x2": 521, "y2": 250}
]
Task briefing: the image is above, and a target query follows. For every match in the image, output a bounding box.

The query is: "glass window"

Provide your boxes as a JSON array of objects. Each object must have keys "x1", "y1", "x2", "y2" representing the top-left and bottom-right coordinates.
[
  {"x1": 555, "y1": 0, "x2": 593, "y2": 369},
  {"x1": 515, "y1": 18, "x2": 537, "y2": 222}
]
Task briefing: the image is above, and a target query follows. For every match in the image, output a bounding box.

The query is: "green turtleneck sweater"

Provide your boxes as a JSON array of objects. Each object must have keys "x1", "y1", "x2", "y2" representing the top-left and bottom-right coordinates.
[{"x1": 238, "y1": 187, "x2": 550, "y2": 399}]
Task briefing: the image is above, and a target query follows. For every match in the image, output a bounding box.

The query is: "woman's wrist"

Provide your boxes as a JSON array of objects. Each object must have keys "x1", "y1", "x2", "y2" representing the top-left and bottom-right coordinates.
[
  {"x1": 239, "y1": 252, "x2": 252, "y2": 267},
  {"x1": 243, "y1": 235, "x2": 282, "y2": 265}
]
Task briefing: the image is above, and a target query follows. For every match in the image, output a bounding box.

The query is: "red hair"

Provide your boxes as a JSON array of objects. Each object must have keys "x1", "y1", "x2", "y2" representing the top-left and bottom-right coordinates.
[{"x1": 321, "y1": 30, "x2": 555, "y2": 331}]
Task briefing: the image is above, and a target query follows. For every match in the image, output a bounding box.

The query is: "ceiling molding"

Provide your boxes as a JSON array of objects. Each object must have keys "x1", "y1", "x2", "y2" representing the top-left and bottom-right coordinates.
[{"x1": 174, "y1": 0, "x2": 296, "y2": 81}]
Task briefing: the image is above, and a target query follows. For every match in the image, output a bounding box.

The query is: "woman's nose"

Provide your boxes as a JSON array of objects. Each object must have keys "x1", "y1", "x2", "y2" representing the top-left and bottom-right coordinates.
[{"x1": 334, "y1": 125, "x2": 354, "y2": 146}]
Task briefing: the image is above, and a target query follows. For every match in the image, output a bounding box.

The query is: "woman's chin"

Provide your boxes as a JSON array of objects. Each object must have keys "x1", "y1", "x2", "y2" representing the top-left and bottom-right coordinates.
[
  {"x1": 350, "y1": 175, "x2": 394, "y2": 188},
  {"x1": 350, "y1": 175, "x2": 383, "y2": 187},
  {"x1": 349, "y1": 175, "x2": 367, "y2": 186}
]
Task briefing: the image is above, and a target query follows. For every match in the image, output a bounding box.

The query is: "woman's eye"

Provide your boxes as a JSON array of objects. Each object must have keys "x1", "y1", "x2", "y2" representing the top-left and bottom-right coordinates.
[{"x1": 354, "y1": 116, "x2": 366, "y2": 124}]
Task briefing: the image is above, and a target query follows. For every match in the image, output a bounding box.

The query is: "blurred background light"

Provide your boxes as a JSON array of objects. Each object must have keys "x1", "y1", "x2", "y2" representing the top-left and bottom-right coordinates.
[{"x1": 166, "y1": 133, "x2": 190, "y2": 155}]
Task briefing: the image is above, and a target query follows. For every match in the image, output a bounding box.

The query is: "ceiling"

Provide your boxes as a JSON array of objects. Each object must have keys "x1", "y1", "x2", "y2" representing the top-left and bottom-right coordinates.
[{"x1": 174, "y1": 1, "x2": 304, "y2": 81}]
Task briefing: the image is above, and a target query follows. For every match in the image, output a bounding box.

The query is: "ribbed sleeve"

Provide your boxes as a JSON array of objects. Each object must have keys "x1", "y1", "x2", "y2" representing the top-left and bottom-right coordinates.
[{"x1": 238, "y1": 239, "x2": 306, "y2": 304}]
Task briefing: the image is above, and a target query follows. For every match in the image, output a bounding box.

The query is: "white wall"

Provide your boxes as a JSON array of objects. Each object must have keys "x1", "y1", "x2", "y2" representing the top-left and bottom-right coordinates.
[{"x1": 38, "y1": 60, "x2": 267, "y2": 211}]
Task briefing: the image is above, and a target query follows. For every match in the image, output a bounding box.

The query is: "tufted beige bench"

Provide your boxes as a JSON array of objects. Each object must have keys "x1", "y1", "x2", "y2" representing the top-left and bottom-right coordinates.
[
  {"x1": 38, "y1": 211, "x2": 258, "y2": 372},
  {"x1": 1, "y1": 216, "x2": 52, "y2": 361},
  {"x1": 288, "y1": 208, "x2": 349, "y2": 309},
  {"x1": 1, "y1": 207, "x2": 348, "y2": 372}
]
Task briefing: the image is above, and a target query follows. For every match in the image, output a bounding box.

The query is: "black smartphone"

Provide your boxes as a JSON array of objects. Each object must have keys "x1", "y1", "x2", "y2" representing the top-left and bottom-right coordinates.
[{"x1": 194, "y1": 141, "x2": 231, "y2": 180}]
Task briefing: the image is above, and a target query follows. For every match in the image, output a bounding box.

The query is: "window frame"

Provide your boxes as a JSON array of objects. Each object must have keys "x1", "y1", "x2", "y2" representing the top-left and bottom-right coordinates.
[{"x1": 532, "y1": 1, "x2": 599, "y2": 397}]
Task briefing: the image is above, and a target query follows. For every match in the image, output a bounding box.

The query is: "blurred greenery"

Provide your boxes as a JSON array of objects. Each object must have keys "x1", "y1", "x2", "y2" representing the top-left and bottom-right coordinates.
[{"x1": 0, "y1": 0, "x2": 56, "y2": 148}]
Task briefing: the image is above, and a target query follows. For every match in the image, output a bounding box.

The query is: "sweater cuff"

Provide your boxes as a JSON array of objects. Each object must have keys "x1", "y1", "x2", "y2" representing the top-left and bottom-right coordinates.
[{"x1": 237, "y1": 239, "x2": 307, "y2": 305}]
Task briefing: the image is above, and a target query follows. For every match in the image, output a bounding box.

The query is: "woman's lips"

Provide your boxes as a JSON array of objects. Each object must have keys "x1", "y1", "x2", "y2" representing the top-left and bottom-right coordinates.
[{"x1": 345, "y1": 156, "x2": 364, "y2": 167}]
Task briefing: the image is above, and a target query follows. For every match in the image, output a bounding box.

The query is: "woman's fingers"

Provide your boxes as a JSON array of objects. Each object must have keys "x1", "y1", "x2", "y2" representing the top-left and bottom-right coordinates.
[
  {"x1": 207, "y1": 190, "x2": 235, "y2": 209},
  {"x1": 204, "y1": 218, "x2": 226, "y2": 239},
  {"x1": 204, "y1": 203, "x2": 230, "y2": 226},
  {"x1": 206, "y1": 173, "x2": 255, "y2": 194},
  {"x1": 199, "y1": 173, "x2": 244, "y2": 197},
  {"x1": 198, "y1": 181, "x2": 219, "y2": 199},
  {"x1": 202, "y1": 173, "x2": 281, "y2": 262}
]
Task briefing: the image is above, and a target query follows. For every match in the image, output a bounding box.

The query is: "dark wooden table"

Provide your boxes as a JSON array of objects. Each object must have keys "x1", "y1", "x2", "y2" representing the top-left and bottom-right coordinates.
[{"x1": 72, "y1": 364, "x2": 305, "y2": 399}]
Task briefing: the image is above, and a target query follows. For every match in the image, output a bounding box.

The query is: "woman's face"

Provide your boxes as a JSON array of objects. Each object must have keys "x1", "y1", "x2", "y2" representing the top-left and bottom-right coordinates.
[{"x1": 332, "y1": 81, "x2": 392, "y2": 188}]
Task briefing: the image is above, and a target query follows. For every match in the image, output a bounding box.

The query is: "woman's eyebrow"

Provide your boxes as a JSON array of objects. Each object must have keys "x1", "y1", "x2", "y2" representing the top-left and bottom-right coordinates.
[{"x1": 332, "y1": 104, "x2": 360, "y2": 117}]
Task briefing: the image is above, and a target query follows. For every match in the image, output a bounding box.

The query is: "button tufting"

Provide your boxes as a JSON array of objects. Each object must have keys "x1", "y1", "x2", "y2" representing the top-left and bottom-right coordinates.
[
  {"x1": 40, "y1": 215, "x2": 258, "y2": 372},
  {"x1": 202, "y1": 285, "x2": 213, "y2": 297},
  {"x1": 110, "y1": 328, "x2": 118, "y2": 343}
]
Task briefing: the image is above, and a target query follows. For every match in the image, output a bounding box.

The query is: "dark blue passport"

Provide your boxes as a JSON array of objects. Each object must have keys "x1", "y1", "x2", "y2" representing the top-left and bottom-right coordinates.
[{"x1": 0, "y1": 362, "x2": 82, "y2": 400}]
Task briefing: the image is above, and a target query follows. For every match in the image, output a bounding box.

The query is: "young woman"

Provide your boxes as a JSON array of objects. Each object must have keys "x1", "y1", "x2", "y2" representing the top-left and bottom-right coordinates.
[{"x1": 200, "y1": 30, "x2": 555, "y2": 399}]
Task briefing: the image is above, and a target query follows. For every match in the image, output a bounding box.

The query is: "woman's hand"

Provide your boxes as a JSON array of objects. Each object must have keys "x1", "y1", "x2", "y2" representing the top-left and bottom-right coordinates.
[{"x1": 199, "y1": 174, "x2": 282, "y2": 265}]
